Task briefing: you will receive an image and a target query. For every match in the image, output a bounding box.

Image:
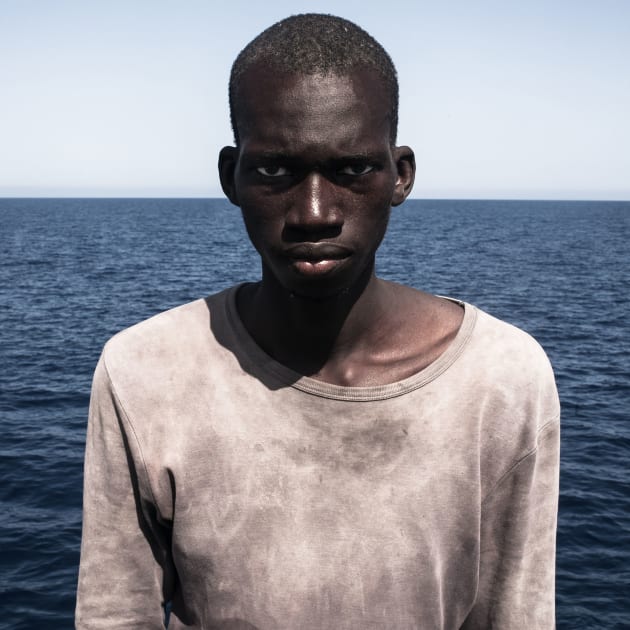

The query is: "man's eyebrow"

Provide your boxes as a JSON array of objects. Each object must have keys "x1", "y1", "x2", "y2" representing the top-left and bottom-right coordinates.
[
  {"x1": 240, "y1": 151, "x2": 387, "y2": 169},
  {"x1": 242, "y1": 150, "x2": 294, "y2": 161},
  {"x1": 334, "y1": 153, "x2": 382, "y2": 162},
  {"x1": 243, "y1": 150, "x2": 384, "y2": 160}
]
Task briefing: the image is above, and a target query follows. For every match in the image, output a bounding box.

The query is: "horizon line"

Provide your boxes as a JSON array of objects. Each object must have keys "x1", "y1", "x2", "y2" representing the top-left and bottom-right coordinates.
[{"x1": 1, "y1": 195, "x2": 628, "y2": 203}]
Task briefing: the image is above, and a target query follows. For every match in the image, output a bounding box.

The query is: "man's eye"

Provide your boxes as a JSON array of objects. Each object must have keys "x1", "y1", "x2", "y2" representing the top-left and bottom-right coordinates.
[
  {"x1": 339, "y1": 164, "x2": 374, "y2": 176},
  {"x1": 256, "y1": 165, "x2": 290, "y2": 177}
]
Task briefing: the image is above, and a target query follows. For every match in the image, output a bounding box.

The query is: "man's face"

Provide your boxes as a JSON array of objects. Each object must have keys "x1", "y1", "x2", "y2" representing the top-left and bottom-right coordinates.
[{"x1": 220, "y1": 67, "x2": 414, "y2": 300}]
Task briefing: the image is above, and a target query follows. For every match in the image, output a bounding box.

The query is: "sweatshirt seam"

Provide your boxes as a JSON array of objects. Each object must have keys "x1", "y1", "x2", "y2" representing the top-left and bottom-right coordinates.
[
  {"x1": 101, "y1": 348, "x2": 161, "y2": 511},
  {"x1": 480, "y1": 413, "x2": 560, "y2": 506},
  {"x1": 224, "y1": 285, "x2": 478, "y2": 402},
  {"x1": 287, "y1": 308, "x2": 476, "y2": 401}
]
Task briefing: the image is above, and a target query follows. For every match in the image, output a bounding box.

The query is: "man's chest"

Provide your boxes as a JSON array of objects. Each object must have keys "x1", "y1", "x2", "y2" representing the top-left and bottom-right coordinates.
[{"x1": 162, "y1": 417, "x2": 480, "y2": 629}]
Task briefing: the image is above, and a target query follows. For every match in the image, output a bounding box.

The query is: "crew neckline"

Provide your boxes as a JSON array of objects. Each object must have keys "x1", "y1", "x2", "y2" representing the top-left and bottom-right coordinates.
[{"x1": 223, "y1": 285, "x2": 477, "y2": 402}]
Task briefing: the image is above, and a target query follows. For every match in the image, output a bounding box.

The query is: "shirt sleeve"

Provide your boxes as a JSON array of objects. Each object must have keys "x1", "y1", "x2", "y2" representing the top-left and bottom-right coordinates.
[
  {"x1": 76, "y1": 354, "x2": 174, "y2": 629},
  {"x1": 461, "y1": 417, "x2": 560, "y2": 629}
]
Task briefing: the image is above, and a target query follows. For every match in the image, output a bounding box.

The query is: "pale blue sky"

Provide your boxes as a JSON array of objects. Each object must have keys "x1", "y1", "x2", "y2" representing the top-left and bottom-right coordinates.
[{"x1": 1, "y1": 0, "x2": 628, "y2": 199}]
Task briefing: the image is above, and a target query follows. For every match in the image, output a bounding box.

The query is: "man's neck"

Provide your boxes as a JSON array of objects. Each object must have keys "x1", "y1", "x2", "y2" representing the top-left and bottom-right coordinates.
[
  {"x1": 236, "y1": 269, "x2": 464, "y2": 387},
  {"x1": 236, "y1": 269, "x2": 391, "y2": 381}
]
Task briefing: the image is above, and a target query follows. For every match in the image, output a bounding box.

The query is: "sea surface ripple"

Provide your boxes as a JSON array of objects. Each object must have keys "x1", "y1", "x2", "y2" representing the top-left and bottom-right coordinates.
[{"x1": 1, "y1": 198, "x2": 628, "y2": 628}]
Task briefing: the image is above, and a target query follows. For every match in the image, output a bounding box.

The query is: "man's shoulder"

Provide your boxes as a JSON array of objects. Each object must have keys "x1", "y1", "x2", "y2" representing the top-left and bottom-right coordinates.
[
  {"x1": 469, "y1": 305, "x2": 552, "y2": 371},
  {"x1": 392, "y1": 283, "x2": 551, "y2": 372},
  {"x1": 100, "y1": 287, "x2": 234, "y2": 376},
  {"x1": 461, "y1": 303, "x2": 560, "y2": 426},
  {"x1": 104, "y1": 297, "x2": 205, "y2": 354}
]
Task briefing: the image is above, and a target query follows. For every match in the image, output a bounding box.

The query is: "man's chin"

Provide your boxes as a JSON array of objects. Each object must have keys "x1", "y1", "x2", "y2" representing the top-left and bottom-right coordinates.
[
  {"x1": 287, "y1": 284, "x2": 351, "y2": 303},
  {"x1": 282, "y1": 273, "x2": 374, "y2": 304},
  {"x1": 281, "y1": 277, "x2": 350, "y2": 302},
  {"x1": 263, "y1": 259, "x2": 373, "y2": 303}
]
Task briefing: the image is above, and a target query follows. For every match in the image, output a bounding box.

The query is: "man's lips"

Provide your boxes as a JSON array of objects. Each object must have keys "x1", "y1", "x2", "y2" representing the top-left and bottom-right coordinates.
[
  {"x1": 282, "y1": 243, "x2": 352, "y2": 276},
  {"x1": 283, "y1": 243, "x2": 352, "y2": 261}
]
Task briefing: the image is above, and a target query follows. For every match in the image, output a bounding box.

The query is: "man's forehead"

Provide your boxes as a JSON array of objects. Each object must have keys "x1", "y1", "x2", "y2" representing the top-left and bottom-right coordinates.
[
  {"x1": 245, "y1": 71, "x2": 357, "y2": 108},
  {"x1": 233, "y1": 66, "x2": 390, "y2": 138},
  {"x1": 236, "y1": 62, "x2": 384, "y2": 99}
]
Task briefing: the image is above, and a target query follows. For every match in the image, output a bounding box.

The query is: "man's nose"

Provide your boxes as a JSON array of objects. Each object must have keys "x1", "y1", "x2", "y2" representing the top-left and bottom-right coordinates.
[{"x1": 284, "y1": 172, "x2": 344, "y2": 234}]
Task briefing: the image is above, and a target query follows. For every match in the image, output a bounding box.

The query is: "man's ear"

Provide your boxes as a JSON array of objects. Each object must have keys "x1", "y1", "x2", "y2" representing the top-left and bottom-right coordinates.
[
  {"x1": 218, "y1": 146, "x2": 240, "y2": 207},
  {"x1": 391, "y1": 146, "x2": 416, "y2": 207}
]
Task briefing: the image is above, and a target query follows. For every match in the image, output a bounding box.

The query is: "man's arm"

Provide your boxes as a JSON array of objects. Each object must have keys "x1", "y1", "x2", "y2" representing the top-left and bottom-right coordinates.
[
  {"x1": 462, "y1": 416, "x2": 560, "y2": 629},
  {"x1": 76, "y1": 355, "x2": 173, "y2": 629}
]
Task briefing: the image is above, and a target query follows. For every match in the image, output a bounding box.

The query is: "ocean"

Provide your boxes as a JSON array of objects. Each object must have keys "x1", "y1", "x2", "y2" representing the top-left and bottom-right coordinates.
[{"x1": 1, "y1": 198, "x2": 628, "y2": 628}]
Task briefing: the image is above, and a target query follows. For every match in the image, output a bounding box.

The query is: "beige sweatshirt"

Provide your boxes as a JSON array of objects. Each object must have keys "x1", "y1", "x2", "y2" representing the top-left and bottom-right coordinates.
[{"x1": 76, "y1": 286, "x2": 560, "y2": 629}]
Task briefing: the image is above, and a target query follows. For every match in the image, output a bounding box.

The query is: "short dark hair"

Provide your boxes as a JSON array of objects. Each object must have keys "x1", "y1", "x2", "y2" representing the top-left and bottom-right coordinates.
[{"x1": 229, "y1": 13, "x2": 399, "y2": 145}]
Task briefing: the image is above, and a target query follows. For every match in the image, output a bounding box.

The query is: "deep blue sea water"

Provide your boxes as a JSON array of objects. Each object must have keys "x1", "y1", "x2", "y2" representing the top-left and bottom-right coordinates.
[{"x1": 1, "y1": 198, "x2": 628, "y2": 629}]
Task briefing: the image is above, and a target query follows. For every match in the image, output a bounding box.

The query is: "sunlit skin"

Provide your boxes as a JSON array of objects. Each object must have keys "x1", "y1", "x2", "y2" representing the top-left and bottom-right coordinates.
[{"x1": 219, "y1": 66, "x2": 463, "y2": 386}]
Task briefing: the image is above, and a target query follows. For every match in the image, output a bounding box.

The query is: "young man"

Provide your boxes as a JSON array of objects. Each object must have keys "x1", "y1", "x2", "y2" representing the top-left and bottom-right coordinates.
[{"x1": 76, "y1": 14, "x2": 560, "y2": 629}]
